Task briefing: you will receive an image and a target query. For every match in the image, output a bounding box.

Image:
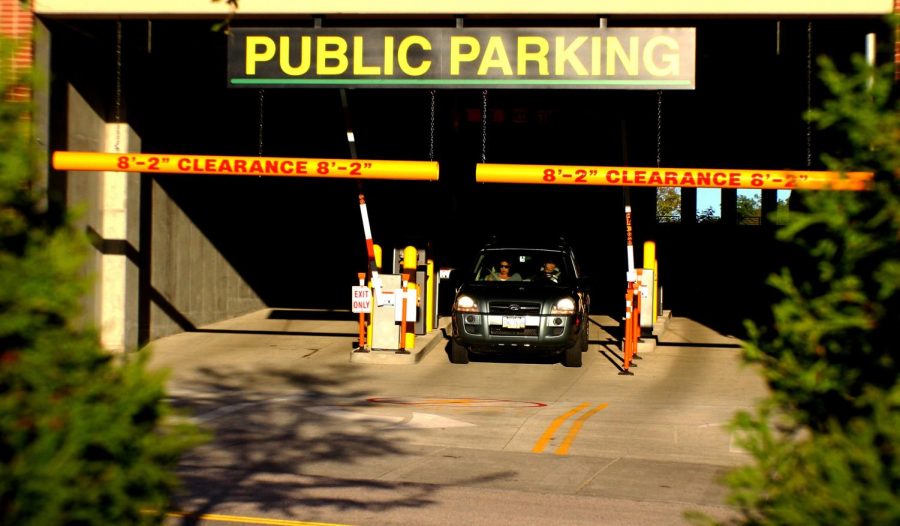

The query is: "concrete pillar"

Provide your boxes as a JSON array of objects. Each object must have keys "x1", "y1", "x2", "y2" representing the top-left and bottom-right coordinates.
[
  {"x1": 99, "y1": 123, "x2": 141, "y2": 352},
  {"x1": 721, "y1": 188, "x2": 738, "y2": 225},
  {"x1": 761, "y1": 189, "x2": 778, "y2": 228},
  {"x1": 680, "y1": 188, "x2": 697, "y2": 224}
]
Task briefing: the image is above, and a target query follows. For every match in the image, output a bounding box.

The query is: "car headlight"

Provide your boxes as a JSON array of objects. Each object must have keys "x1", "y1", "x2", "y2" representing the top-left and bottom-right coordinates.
[
  {"x1": 551, "y1": 297, "x2": 576, "y2": 315},
  {"x1": 454, "y1": 294, "x2": 479, "y2": 313}
]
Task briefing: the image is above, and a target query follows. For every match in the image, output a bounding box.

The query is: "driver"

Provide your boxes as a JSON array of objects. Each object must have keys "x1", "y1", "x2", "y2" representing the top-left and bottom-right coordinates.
[
  {"x1": 538, "y1": 261, "x2": 561, "y2": 283},
  {"x1": 486, "y1": 260, "x2": 522, "y2": 281}
]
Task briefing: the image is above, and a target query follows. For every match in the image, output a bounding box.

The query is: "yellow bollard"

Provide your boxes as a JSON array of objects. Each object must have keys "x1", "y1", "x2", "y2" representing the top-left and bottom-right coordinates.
[
  {"x1": 653, "y1": 258, "x2": 659, "y2": 324},
  {"x1": 367, "y1": 243, "x2": 383, "y2": 347},
  {"x1": 398, "y1": 273, "x2": 410, "y2": 353},
  {"x1": 373, "y1": 244, "x2": 383, "y2": 271},
  {"x1": 643, "y1": 241, "x2": 656, "y2": 328},
  {"x1": 426, "y1": 259, "x2": 435, "y2": 333},
  {"x1": 403, "y1": 246, "x2": 418, "y2": 350}
]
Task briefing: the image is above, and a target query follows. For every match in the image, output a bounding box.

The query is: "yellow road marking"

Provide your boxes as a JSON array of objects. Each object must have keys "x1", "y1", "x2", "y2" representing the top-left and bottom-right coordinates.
[
  {"x1": 531, "y1": 402, "x2": 589, "y2": 453},
  {"x1": 554, "y1": 403, "x2": 608, "y2": 455},
  {"x1": 166, "y1": 511, "x2": 349, "y2": 526}
]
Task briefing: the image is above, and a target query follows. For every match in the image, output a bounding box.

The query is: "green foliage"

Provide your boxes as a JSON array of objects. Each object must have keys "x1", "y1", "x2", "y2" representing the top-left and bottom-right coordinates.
[
  {"x1": 716, "y1": 54, "x2": 899, "y2": 525},
  {"x1": 737, "y1": 194, "x2": 761, "y2": 225},
  {"x1": 656, "y1": 186, "x2": 682, "y2": 223},
  {"x1": 0, "y1": 36, "x2": 203, "y2": 525},
  {"x1": 697, "y1": 206, "x2": 721, "y2": 223},
  {"x1": 773, "y1": 197, "x2": 790, "y2": 225}
]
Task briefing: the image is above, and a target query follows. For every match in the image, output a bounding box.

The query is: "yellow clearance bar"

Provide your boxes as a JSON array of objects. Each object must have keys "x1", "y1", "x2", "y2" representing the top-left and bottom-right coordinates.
[
  {"x1": 52, "y1": 151, "x2": 439, "y2": 181},
  {"x1": 476, "y1": 163, "x2": 873, "y2": 191}
]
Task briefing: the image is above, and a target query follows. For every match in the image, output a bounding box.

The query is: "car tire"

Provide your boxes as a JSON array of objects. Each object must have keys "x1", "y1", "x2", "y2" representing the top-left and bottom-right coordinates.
[
  {"x1": 450, "y1": 340, "x2": 470, "y2": 364},
  {"x1": 563, "y1": 338, "x2": 582, "y2": 367}
]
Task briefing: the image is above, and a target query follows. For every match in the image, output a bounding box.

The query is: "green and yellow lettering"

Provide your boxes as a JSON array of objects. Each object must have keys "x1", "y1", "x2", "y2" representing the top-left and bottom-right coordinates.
[
  {"x1": 317, "y1": 36, "x2": 349, "y2": 75},
  {"x1": 450, "y1": 36, "x2": 480, "y2": 75},
  {"x1": 607, "y1": 36, "x2": 639, "y2": 76},
  {"x1": 245, "y1": 36, "x2": 275, "y2": 75},
  {"x1": 279, "y1": 35, "x2": 311, "y2": 76},
  {"x1": 398, "y1": 35, "x2": 432, "y2": 76},
  {"x1": 353, "y1": 36, "x2": 380, "y2": 75},
  {"x1": 517, "y1": 36, "x2": 549, "y2": 75},
  {"x1": 555, "y1": 36, "x2": 588, "y2": 76},
  {"x1": 478, "y1": 36, "x2": 512, "y2": 76},
  {"x1": 643, "y1": 35, "x2": 679, "y2": 76},
  {"x1": 384, "y1": 36, "x2": 395, "y2": 75},
  {"x1": 591, "y1": 36, "x2": 602, "y2": 75}
]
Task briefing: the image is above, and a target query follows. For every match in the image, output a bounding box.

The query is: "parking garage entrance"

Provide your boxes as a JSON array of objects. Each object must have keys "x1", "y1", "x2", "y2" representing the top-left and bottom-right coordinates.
[{"x1": 41, "y1": 14, "x2": 890, "y2": 349}]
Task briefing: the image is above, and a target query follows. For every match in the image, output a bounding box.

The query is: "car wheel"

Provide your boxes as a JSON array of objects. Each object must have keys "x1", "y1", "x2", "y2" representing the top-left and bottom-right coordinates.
[
  {"x1": 450, "y1": 340, "x2": 470, "y2": 364},
  {"x1": 580, "y1": 322, "x2": 590, "y2": 353},
  {"x1": 563, "y1": 338, "x2": 582, "y2": 367}
]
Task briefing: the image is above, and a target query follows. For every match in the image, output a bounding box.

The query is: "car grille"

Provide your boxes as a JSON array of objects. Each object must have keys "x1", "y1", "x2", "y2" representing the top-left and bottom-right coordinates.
[
  {"x1": 489, "y1": 301, "x2": 542, "y2": 315},
  {"x1": 490, "y1": 326, "x2": 539, "y2": 337}
]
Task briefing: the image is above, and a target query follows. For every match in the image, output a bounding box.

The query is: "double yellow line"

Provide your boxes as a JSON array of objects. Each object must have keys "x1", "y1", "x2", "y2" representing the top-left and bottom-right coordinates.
[
  {"x1": 532, "y1": 402, "x2": 608, "y2": 455},
  {"x1": 164, "y1": 511, "x2": 347, "y2": 525}
]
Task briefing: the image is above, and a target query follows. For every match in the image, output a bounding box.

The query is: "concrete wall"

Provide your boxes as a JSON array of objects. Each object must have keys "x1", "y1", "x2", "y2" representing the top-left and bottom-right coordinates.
[
  {"x1": 63, "y1": 87, "x2": 145, "y2": 351},
  {"x1": 62, "y1": 88, "x2": 267, "y2": 345},
  {"x1": 45, "y1": 19, "x2": 266, "y2": 347},
  {"x1": 93, "y1": 124, "x2": 142, "y2": 352},
  {"x1": 65, "y1": 85, "x2": 105, "y2": 328},
  {"x1": 148, "y1": 179, "x2": 264, "y2": 340}
]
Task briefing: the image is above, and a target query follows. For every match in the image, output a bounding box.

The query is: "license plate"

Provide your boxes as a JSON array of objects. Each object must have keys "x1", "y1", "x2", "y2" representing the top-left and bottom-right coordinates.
[{"x1": 502, "y1": 316, "x2": 525, "y2": 329}]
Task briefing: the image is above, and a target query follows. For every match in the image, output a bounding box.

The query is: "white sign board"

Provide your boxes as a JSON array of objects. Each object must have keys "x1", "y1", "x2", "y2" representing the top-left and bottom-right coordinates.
[
  {"x1": 351, "y1": 286, "x2": 371, "y2": 313},
  {"x1": 393, "y1": 288, "x2": 418, "y2": 322},
  {"x1": 639, "y1": 269, "x2": 654, "y2": 330}
]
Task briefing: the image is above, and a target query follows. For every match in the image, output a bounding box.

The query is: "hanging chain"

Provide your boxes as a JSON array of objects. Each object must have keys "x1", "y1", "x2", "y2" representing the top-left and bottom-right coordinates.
[
  {"x1": 114, "y1": 20, "x2": 122, "y2": 153},
  {"x1": 429, "y1": 89, "x2": 436, "y2": 161},
  {"x1": 656, "y1": 90, "x2": 663, "y2": 168},
  {"x1": 258, "y1": 88, "x2": 265, "y2": 156},
  {"x1": 806, "y1": 21, "x2": 813, "y2": 168},
  {"x1": 481, "y1": 89, "x2": 488, "y2": 163}
]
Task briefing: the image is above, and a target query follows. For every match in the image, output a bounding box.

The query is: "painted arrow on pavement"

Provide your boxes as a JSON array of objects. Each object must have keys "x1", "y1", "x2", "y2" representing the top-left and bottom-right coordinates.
[{"x1": 305, "y1": 406, "x2": 474, "y2": 429}]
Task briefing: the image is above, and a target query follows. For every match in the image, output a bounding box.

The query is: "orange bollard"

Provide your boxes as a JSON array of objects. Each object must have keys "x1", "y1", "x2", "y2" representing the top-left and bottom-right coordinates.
[
  {"x1": 397, "y1": 273, "x2": 410, "y2": 354},
  {"x1": 620, "y1": 282, "x2": 635, "y2": 375}
]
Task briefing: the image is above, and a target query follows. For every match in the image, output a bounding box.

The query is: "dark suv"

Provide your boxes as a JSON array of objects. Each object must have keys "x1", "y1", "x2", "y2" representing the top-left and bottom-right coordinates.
[{"x1": 449, "y1": 237, "x2": 591, "y2": 367}]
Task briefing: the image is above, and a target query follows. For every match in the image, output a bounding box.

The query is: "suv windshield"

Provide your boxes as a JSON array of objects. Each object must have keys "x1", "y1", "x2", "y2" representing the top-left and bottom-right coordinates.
[{"x1": 472, "y1": 249, "x2": 573, "y2": 285}]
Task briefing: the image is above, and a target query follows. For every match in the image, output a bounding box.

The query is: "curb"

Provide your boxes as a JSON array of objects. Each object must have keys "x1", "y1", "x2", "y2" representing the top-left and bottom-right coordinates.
[
  {"x1": 349, "y1": 316, "x2": 450, "y2": 365},
  {"x1": 636, "y1": 310, "x2": 673, "y2": 353}
]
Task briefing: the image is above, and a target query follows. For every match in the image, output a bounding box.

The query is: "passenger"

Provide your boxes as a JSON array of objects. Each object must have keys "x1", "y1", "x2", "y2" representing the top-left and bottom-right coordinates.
[
  {"x1": 486, "y1": 260, "x2": 522, "y2": 281},
  {"x1": 538, "y1": 261, "x2": 561, "y2": 283}
]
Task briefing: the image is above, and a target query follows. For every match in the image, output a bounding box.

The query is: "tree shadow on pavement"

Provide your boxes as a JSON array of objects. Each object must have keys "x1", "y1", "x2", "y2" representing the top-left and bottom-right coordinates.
[{"x1": 164, "y1": 365, "x2": 515, "y2": 524}]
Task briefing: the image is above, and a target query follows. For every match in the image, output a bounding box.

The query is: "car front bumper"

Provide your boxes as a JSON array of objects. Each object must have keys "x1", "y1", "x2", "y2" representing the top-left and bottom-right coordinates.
[{"x1": 451, "y1": 311, "x2": 580, "y2": 351}]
